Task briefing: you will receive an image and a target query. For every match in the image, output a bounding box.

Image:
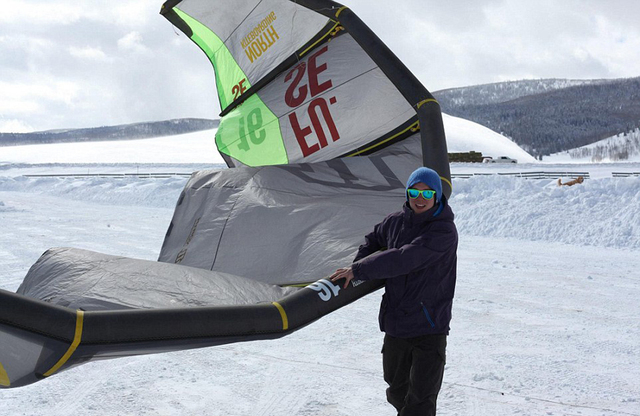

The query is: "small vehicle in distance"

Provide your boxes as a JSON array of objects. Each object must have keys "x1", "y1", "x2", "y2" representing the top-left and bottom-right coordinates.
[{"x1": 484, "y1": 156, "x2": 517, "y2": 164}]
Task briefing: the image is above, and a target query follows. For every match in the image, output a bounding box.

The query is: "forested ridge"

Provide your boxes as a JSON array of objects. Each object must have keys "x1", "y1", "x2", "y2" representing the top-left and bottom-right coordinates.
[
  {"x1": 434, "y1": 77, "x2": 640, "y2": 157},
  {"x1": 0, "y1": 119, "x2": 219, "y2": 147}
]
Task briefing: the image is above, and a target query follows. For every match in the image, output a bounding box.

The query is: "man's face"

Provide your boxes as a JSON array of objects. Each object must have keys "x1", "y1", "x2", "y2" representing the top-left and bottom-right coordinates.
[{"x1": 408, "y1": 182, "x2": 436, "y2": 214}]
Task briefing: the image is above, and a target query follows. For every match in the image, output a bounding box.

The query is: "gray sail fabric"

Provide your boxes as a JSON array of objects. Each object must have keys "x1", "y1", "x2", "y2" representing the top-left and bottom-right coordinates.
[
  {"x1": 18, "y1": 247, "x2": 298, "y2": 311},
  {"x1": 158, "y1": 135, "x2": 423, "y2": 285},
  {"x1": 17, "y1": 136, "x2": 422, "y2": 310}
]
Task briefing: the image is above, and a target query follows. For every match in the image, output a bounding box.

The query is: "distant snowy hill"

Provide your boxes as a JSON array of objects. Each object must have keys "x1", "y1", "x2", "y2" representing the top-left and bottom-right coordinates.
[
  {"x1": 546, "y1": 128, "x2": 640, "y2": 163},
  {"x1": 434, "y1": 77, "x2": 640, "y2": 157},
  {"x1": 0, "y1": 119, "x2": 219, "y2": 147},
  {"x1": 0, "y1": 115, "x2": 535, "y2": 165},
  {"x1": 434, "y1": 78, "x2": 613, "y2": 107}
]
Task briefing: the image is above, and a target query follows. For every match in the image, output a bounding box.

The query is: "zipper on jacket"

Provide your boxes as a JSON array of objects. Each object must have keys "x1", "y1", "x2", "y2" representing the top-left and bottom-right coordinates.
[{"x1": 421, "y1": 302, "x2": 436, "y2": 328}]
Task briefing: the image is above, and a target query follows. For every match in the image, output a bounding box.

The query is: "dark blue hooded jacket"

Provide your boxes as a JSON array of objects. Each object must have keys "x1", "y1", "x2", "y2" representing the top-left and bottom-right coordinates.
[{"x1": 351, "y1": 200, "x2": 458, "y2": 338}]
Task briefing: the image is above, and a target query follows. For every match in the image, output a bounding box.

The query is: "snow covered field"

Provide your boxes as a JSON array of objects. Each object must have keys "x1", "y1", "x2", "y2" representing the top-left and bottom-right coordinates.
[{"x1": 1, "y1": 134, "x2": 639, "y2": 416}]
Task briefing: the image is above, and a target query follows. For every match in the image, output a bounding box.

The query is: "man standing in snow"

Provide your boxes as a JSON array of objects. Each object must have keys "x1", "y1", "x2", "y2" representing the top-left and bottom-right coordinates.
[{"x1": 330, "y1": 167, "x2": 458, "y2": 416}]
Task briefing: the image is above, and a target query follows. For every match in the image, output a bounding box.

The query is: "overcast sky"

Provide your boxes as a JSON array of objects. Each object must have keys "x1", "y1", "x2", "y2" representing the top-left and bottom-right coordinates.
[{"x1": 1, "y1": 0, "x2": 639, "y2": 132}]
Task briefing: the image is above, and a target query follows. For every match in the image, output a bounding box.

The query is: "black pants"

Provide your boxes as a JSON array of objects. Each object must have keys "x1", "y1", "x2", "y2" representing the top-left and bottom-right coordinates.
[{"x1": 382, "y1": 334, "x2": 447, "y2": 416}]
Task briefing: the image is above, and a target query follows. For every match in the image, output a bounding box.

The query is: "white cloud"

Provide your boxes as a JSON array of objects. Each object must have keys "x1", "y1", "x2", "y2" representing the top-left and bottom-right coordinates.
[
  {"x1": 1, "y1": 0, "x2": 86, "y2": 25},
  {"x1": 117, "y1": 32, "x2": 149, "y2": 54},
  {"x1": 69, "y1": 46, "x2": 111, "y2": 62},
  {"x1": 377, "y1": 0, "x2": 640, "y2": 90},
  {"x1": 585, "y1": 15, "x2": 640, "y2": 77},
  {"x1": 0, "y1": 80, "x2": 80, "y2": 111},
  {"x1": 110, "y1": 0, "x2": 158, "y2": 27},
  {"x1": 0, "y1": 97, "x2": 40, "y2": 115},
  {"x1": 1, "y1": 0, "x2": 159, "y2": 28},
  {"x1": 0, "y1": 119, "x2": 34, "y2": 133}
]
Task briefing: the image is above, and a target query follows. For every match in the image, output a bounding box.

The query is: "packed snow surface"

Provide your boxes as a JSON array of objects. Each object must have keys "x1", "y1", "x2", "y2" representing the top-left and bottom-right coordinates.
[{"x1": 1, "y1": 133, "x2": 639, "y2": 416}]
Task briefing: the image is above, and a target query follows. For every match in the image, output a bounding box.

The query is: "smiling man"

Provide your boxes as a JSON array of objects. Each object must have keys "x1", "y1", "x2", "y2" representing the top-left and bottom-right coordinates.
[{"x1": 331, "y1": 167, "x2": 458, "y2": 416}]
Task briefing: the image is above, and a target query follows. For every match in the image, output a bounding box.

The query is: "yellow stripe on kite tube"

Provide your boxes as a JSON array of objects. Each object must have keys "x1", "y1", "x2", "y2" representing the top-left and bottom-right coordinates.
[
  {"x1": 0, "y1": 362, "x2": 10, "y2": 387},
  {"x1": 299, "y1": 21, "x2": 341, "y2": 57},
  {"x1": 43, "y1": 310, "x2": 84, "y2": 377},
  {"x1": 440, "y1": 175, "x2": 453, "y2": 192},
  {"x1": 272, "y1": 302, "x2": 289, "y2": 331},
  {"x1": 416, "y1": 98, "x2": 439, "y2": 108},
  {"x1": 280, "y1": 281, "x2": 314, "y2": 288},
  {"x1": 335, "y1": 6, "x2": 348, "y2": 18},
  {"x1": 346, "y1": 121, "x2": 420, "y2": 157}
]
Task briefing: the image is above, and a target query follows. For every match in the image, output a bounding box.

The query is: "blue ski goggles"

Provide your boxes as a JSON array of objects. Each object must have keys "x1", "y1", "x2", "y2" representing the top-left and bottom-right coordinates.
[{"x1": 407, "y1": 188, "x2": 436, "y2": 200}]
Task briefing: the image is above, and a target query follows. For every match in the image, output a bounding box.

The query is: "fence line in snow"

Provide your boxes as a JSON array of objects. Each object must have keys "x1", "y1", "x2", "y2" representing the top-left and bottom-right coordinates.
[
  {"x1": 23, "y1": 173, "x2": 194, "y2": 179},
  {"x1": 611, "y1": 172, "x2": 640, "y2": 177},
  {"x1": 451, "y1": 171, "x2": 591, "y2": 180},
  {"x1": 21, "y1": 171, "x2": 640, "y2": 180}
]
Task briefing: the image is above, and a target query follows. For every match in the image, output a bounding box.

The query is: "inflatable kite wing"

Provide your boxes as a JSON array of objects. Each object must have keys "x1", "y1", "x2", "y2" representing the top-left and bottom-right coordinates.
[
  {"x1": 0, "y1": 0, "x2": 450, "y2": 389},
  {"x1": 160, "y1": 0, "x2": 451, "y2": 185}
]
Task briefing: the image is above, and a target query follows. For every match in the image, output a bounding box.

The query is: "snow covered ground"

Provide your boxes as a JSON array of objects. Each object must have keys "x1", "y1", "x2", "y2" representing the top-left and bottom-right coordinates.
[{"x1": 1, "y1": 134, "x2": 639, "y2": 416}]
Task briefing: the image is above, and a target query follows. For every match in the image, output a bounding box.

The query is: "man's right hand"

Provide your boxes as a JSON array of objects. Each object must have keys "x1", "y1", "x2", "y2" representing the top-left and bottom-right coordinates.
[{"x1": 329, "y1": 267, "x2": 355, "y2": 289}]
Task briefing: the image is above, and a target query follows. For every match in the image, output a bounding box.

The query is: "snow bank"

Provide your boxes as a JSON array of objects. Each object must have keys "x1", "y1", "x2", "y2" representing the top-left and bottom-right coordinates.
[
  {"x1": 0, "y1": 175, "x2": 191, "y2": 209},
  {"x1": 444, "y1": 114, "x2": 537, "y2": 162},
  {"x1": 451, "y1": 175, "x2": 640, "y2": 249},
  {"x1": 2, "y1": 171, "x2": 638, "y2": 250}
]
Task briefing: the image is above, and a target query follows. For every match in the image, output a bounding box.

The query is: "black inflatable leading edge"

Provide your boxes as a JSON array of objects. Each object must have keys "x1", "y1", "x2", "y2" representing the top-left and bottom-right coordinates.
[{"x1": 0, "y1": 277, "x2": 383, "y2": 388}]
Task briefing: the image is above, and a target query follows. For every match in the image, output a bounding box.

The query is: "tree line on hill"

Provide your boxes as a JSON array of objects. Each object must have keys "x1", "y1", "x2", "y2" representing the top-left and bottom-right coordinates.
[
  {"x1": 567, "y1": 128, "x2": 640, "y2": 162},
  {"x1": 434, "y1": 77, "x2": 640, "y2": 158},
  {"x1": 0, "y1": 119, "x2": 219, "y2": 147}
]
